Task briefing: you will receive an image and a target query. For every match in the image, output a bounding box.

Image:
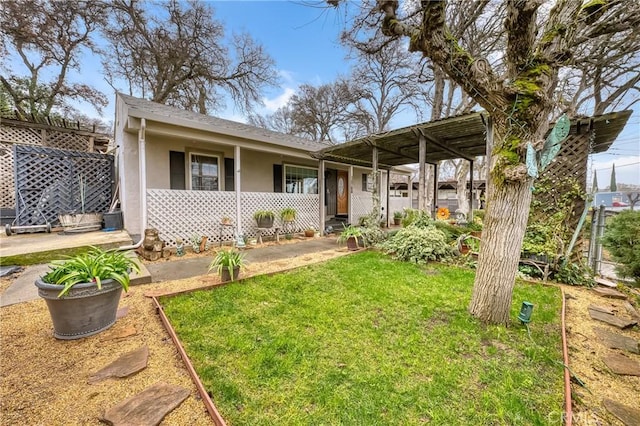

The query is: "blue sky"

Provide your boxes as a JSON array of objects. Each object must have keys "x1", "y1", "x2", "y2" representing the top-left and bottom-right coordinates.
[
  {"x1": 7, "y1": 1, "x2": 639, "y2": 184},
  {"x1": 212, "y1": 1, "x2": 640, "y2": 186}
]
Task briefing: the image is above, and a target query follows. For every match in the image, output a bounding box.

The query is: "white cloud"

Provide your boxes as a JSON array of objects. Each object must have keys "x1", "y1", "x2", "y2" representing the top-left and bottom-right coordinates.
[{"x1": 263, "y1": 87, "x2": 296, "y2": 112}]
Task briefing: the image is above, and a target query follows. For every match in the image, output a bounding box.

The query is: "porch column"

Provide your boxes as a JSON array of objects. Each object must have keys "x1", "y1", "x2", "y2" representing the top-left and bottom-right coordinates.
[
  {"x1": 432, "y1": 163, "x2": 438, "y2": 217},
  {"x1": 385, "y1": 169, "x2": 390, "y2": 226},
  {"x1": 235, "y1": 145, "x2": 242, "y2": 236},
  {"x1": 349, "y1": 165, "x2": 354, "y2": 224},
  {"x1": 418, "y1": 133, "x2": 426, "y2": 211},
  {"x1": 469, "y1": 159, "x2": 474, "y2": 221},
  {"x1": 372, "y1": 144, "x2": 380, "y2": 219},
  {"x1": 319, "y1": 159, "x2": 325, "y2": 233},
  {"x1": 407, "y1": 173, "x2": 413, "y2": 209}
]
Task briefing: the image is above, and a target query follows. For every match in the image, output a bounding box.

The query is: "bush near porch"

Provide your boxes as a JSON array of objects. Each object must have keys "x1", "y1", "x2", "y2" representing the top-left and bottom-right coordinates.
[{"x1": 161, "y1": 251, "x2": 563, "y2": 425}]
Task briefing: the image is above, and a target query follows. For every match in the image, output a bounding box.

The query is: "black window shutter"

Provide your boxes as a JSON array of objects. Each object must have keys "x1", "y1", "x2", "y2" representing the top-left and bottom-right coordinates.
[
  {"x1": 170, "y1": 151, "x2": 186, "y2": 190},
  {"x1": 224, "y1": 158, "x2": 234, "y2": 191},
  {"x1": 362, "y1": 173, "x2": 368, "y2": 191},
  {"x1": 273, "y1": 164, "x2": 283, "y2": 192}
]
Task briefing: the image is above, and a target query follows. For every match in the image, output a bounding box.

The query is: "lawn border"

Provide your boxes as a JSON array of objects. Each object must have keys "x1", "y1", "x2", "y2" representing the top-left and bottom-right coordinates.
[
  {"x1": 150, "y1": 254, "x2": 571, "y2": 425},
  {"x1": 561, "y1": 287, "x2": 573, "y2": 426},
  {"x1": 149, "y1": 248, "x2": 363, "y2": 425}
]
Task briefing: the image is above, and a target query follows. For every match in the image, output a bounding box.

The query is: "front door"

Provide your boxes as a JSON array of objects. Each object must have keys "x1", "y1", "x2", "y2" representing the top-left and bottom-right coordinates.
[{"x1": 337, "y1": 170, "x2": 348, "y2": 215}]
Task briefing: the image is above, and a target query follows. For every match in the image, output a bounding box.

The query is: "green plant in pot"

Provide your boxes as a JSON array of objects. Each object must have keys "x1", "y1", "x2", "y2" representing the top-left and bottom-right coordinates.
[
  {"x1": 35, "y1": 247, "x2": 140, "y2": 340},
  {"x1": 336, "y1": 224, "x2": 363, "y2": 251},
  {"x1": 209, "y1": 249, "x2": 246, "y2": 282},
  {"x1": 393, "y1": 211, "x2": 403, "y2": 226},
  {"x1": 280, "y1": 207, "x2": 296, "y2": 223},
  {"x1": 253, "y1": 210, "x2": 275, "y2": 228}
]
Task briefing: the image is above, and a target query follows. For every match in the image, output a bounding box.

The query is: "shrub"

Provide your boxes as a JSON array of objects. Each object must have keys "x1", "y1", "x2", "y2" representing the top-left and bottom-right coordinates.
[
  {"x1": 401, "y1": 209, "x2": 433, "y2": 228},
  {"x1": 361, "y1": 224, "x2": 387, "y2": 247},
  {"x1": 601, "y1": 210, "x2": 640, "y2": 283},
  {"x1": 553, "y1": 260, "x2": 594, "y2": 287},
  {"x1": 379, "y1": 224, "x2": 453, "y2": 263}
]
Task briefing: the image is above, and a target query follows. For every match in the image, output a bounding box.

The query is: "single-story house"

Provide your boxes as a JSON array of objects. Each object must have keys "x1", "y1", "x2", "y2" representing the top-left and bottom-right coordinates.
[{"x1": 115, "y1": 94, "x2": 412, "y2": 246}]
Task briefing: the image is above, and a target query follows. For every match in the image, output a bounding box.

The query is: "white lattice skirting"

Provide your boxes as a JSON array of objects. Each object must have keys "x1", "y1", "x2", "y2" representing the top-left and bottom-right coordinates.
[
  {"x1": 352, "y1": 193, "x2": 374, "y2": 223},
  {"x1": 147, "y1": 189, "x2": 320, "y2": 247}
]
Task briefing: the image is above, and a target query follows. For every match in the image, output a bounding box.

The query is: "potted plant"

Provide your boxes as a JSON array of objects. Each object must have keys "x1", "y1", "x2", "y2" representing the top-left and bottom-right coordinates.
[
  {"x1": 393, "y1": 211, "x2": 403, "y2": 226},
  {"x1": 337, "y1": 224, "x2": 363, "y2": 251},
  {"x1": 304, "y1": 227, "x2": 315, "y2": 238},
  {"x1": 35, "y1": 247, "x2": 140, "y2": 340},
  {"x1": 253, "y1": 210, "x2": 275, "y2": 228},
  {"x1": 209, "y1": 249, "x2": 246, "y2": 282},
  {"x1": 280, "y1": 207, "x2": 296, "y2": 223}
]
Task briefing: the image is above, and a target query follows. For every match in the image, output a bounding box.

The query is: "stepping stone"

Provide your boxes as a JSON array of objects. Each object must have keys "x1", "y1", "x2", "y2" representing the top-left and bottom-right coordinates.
[
  {"x1": 588, "y1": 304, "x2": 615, "y2": 315},
  {"x1": 100, "y1": 382, "x2": 189, "y2": 426},
  {"x1": 623, "y1": 301, "x2": 640, "y2": 321},
  {"x1": 588, "y1": 308, "x2": 637, "y2": 329},
  {"x1": 89, "y1": 345, "x2": 148, "y2": 383},
  {"x1": 593, "y1": 327, "x2": 639, "y2": 354},
  {"x1": 100, "y1": 325, "x2": 137, "y2": 342},
  {"x1": 593, "y1": 287, "x2": 627, "y2": 299},
  {"x1": 603, "y1": 399, "x2": 640, "y2": 426},
  {"x1": 595, "y1": 277, "x2": 618, "y2": 288},
  {"x1": 116, "y1": 306, "x2": 130, "y2": 319},
  {"x1": 602, "y1": 352, "x2": 640, "y2": 376}
]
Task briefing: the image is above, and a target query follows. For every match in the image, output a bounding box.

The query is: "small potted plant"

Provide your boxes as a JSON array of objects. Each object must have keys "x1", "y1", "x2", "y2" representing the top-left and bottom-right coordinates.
[
  {"x1": 304, "y1": 227, "x2": 315, "y2": 238},
  {"x1": 35, "y1": 247, "x2": 140, "y2": 340},
  {"x1": 209, "y1": 249, "x2": 246, "y2": 282},
  {"x1": 337, "y1": 224, "x2": 364, "y2": 251},
  {"x1": 393, "y1": 211, "x2": 403, "y2": 226},
  {"x1": 280, "y1": 207, "x2": 296, "y2": 223},
  {"x1": 253, "y1": 210, "x2": 275, "y2": 228}
]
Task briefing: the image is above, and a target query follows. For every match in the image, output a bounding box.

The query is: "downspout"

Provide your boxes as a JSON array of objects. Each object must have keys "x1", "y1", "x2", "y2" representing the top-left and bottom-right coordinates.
[{"x1": 120, "y1": 118, "x2": 147, "y2": 250}]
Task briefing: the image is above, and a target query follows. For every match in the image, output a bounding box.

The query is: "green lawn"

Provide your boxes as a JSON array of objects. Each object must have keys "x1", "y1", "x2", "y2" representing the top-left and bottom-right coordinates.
[{"x1": 161, "y1": 251, "x2": 563, "y2": 425}]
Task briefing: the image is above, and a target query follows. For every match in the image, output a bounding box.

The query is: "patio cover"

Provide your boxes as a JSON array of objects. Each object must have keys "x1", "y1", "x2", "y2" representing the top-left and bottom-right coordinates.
[{"x1": 310, "y1": 110, "x2": 633, "y2": 168}]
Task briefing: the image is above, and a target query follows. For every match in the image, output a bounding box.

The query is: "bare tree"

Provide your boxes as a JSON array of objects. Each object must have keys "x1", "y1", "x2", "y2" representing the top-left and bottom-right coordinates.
[
  {"x1": 0, "y1": 0, "x2": 107, "y2": 116},
  {"x1": 288, "y1": 80, "x2": 363, "y2": 143},
  {"x1": 328, "y1": 0, "x2": 640, "y2": 324},
  {"x1": 102, "y1": 0, "x2": 278, "y2": 114},
  {"x1": 247, "y1": 105, "x2": 297, "y2": 135},
  {"x1": 345, "y1": 38, "x2": 431, "y2": 133}
]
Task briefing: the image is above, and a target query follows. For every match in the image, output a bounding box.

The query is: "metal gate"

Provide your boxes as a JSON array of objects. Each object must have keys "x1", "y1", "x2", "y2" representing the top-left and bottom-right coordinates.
[{"x1": 13, "y1": 144, "x2": 114, "y2": 226}]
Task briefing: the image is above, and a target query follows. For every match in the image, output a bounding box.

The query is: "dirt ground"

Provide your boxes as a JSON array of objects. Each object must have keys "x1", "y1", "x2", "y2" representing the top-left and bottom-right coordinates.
[{"x1": 1, "y1": 245, "x2": 638, "y2": 425}]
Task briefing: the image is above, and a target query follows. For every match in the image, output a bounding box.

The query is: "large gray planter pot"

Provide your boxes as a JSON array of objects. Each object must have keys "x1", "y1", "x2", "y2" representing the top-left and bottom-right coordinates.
[{"x1": 35, "y1": 278, "x2": 123, "y2": 340}]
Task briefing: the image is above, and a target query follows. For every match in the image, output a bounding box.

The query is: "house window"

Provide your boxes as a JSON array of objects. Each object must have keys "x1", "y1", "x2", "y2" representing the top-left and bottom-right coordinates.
[
  {"x1": 190, "y1": 153, "x2": 219, "y2": 191},
  {"x1": 362, "y1": 173, "x2": 373, "y2": 192},
  {"x1": 285, "y1": 165, "x2": 318, "y2": 194}
]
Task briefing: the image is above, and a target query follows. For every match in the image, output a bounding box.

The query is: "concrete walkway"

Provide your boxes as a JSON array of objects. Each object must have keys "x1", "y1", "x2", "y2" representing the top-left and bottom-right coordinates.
[{"x1": 0, "y1": 237, "x2": 338, "y2": 307}]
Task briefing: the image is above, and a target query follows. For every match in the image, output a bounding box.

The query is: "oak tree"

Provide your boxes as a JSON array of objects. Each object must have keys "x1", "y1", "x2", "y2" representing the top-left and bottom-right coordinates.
[
  {"x1": 0, "y1": 0, "x2": 107, "y2": 116},
  {"x1": 103, "y1": 0, "x2": 278, "y2": 114},
  {"x1": 329, "y1": 0, "x2": 640, "y2": 324}
]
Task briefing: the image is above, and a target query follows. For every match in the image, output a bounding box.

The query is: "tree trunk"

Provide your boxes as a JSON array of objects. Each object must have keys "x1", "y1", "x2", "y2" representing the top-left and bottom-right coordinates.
[{"x1": 469, "y1": 177, "x2": 532, "y2": 324}]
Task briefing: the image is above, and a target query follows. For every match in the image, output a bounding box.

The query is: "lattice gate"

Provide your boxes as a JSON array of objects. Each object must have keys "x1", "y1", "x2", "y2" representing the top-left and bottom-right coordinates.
[
  {"x1": 530, "y1": 131, "x2": 591, "y2": 259},
  {"x1": 13, "y1": 145, "x2": 114, "y2": 226}
]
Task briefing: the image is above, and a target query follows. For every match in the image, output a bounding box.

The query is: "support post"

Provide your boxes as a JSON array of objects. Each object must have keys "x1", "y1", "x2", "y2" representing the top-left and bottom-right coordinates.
[
  {"x1": 349, "y1": 165, "x2": 354, "y2": 224},
  {"x1": 469, "y1": 159, "x2": 474, "y2": 221},
  {"x1": 319, "y1": 159, "x2": 325, "y2": 233},
  {"x1": 407, "y1": 173, "x2": 413, "y2": 209},
  {"x1": 372, "y1": 145, "x2": 380, "y2": 220},
  {"x1": 418, "y1": 133, "x2": 426, "y2": 211},
  {"x1": 432, "y1": 163, "x2": 439, "y2": 217},
  {"x1": 235, "y1": 145, "x2": 242, "y2": 236},
  {"x1": 386, "y1": 169, "x2": 390, "y2": 227}
]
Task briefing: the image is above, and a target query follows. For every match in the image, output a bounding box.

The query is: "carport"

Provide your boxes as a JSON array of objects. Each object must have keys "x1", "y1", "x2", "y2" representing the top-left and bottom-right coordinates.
[{"x1": 310, "y1": 109, "x2": 632, "y2": 232}]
